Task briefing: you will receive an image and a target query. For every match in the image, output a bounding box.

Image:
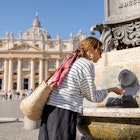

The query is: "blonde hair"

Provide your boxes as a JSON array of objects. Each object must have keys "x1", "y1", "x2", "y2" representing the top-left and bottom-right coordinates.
[{"x1": 74, "y1": 36, "x2": 102, "y2": 57}]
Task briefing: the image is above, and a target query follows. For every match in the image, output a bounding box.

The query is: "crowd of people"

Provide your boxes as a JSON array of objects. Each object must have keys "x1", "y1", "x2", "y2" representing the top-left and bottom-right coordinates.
[{"x1": 0, "y1": 89, "x2": 33, "y2": 101}]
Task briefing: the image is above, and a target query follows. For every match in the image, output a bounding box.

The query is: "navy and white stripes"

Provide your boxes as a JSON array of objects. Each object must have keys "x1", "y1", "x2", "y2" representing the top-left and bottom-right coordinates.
[{"x1": 47, "y1": 57, "x2": 108, "y2": 113}]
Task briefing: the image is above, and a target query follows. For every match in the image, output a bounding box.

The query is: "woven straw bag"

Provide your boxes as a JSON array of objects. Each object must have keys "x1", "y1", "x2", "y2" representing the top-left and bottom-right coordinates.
[{"x1": 20, "y1": 77, "x2": 52, "y2": 121}]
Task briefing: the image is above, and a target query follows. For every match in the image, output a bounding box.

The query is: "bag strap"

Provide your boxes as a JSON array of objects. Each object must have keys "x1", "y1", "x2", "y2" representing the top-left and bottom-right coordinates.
[{"x1": 45, "y1": 72, "x2": 55, "y2": 83}]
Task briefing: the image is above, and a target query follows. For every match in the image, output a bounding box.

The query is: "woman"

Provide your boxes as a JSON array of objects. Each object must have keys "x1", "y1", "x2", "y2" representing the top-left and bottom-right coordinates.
[{"x1": 38, "y1": 37, "x2": 124, "y2": 140}]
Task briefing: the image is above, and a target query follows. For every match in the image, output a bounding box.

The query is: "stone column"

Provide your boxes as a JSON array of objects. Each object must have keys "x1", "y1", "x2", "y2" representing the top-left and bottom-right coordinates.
[
  {"x1": 30, "y1": 59, "x2": 35, "y2": 89},
  {"x1": 39, "y1": 58, "x2": 44, "y2": 83},
  {"x1": 56, "y1": 59, "x2": 60, "y2": 69},
  {"x1": 8, "y1": 58, "x2": 13, "y2": 91},
  {"x1": 17, "y1": 58, "x2": 22, "y2": 91},
  {"x1": 3, "y1": 59, "x2": 8, "y2": 91},
  {"x1": 45, "y1": 59, "x2": 48, "y2": 79}
]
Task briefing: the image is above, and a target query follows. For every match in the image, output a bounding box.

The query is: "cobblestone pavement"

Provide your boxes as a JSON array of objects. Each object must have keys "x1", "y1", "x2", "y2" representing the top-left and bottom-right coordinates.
[
  {"x1": 0, "y1": 100, "x2": 23, "y2": 118},
  {"x1": 0, "y1": 121, "x2": 39, "y2": 140},
  {"x1": 0, "y1": 100, "x2": 39, "y2": 140},
  {"x1": 0, "y1": 100, "x2": 86, "y2": 140}
]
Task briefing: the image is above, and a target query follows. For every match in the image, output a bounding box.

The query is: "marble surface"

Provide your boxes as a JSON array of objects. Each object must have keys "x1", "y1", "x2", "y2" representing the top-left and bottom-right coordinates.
[{"x1": 82, "y1": 107, "x2": 140, "y2": 118}]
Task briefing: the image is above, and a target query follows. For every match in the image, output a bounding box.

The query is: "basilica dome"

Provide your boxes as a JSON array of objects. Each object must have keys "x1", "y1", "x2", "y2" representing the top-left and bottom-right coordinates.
[{"x1": 22, "y1": 14, "x2": 51, "y2": 40}]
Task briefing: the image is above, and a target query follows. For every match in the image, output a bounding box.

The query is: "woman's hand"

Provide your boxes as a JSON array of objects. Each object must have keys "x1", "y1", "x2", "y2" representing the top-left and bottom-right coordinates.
[{"x1": 107, "y1": 87, "x2": 125, "y2": 95}]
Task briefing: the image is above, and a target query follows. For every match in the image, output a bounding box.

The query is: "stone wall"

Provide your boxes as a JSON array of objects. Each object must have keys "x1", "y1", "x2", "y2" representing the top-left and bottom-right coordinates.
[{"x1": 83, "y1": 47, "x2": 140, "y2": 107}]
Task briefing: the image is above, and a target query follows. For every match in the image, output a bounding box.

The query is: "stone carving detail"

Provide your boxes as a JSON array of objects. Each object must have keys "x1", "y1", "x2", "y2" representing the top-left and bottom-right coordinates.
[
  {"x1": 119, "y1": 69, "x2": 137, "y2": 87},
  {"x1": 90, "y1": 24, "x2": 115, "y2": 52},
  {"x1": 112, "y1": 21, "x2": 140, "y2": 50},
  {"x1": 91, "y1": 20, "x2": 140, "y2": 52}
]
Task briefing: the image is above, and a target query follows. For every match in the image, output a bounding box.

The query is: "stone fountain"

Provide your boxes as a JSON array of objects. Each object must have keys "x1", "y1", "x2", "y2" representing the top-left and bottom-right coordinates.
[{"x1": 77, "y1": 0, "x2": 140, "y2": 139}]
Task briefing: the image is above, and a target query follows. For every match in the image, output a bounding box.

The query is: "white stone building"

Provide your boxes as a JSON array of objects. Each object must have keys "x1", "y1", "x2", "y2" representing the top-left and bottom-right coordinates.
[{"x1": 0, "y1": 14, "x2": 86, "y2": 92}]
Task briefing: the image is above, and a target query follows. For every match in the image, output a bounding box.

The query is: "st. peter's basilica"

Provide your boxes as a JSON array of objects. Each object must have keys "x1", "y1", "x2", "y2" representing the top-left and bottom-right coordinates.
[{"x1": 0, "y1": 14, "x2": 86, "y2": 93}]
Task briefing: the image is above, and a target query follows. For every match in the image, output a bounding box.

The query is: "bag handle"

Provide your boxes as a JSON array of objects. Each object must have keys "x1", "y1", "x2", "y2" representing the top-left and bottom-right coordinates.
[{"x1": 33, "y1": 72, "x2": 55, "y2": 90}]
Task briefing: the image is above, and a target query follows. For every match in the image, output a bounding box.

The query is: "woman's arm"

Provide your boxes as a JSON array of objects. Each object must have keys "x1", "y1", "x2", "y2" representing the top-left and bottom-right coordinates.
[{"x1": 107, "y1": 87, "x2": 125, "y2": 95}]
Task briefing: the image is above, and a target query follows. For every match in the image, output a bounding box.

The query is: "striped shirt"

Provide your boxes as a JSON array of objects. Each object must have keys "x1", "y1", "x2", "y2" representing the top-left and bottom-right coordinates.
[{"x1": 47, "y1": 57, "x2": 108, "y2": 113}]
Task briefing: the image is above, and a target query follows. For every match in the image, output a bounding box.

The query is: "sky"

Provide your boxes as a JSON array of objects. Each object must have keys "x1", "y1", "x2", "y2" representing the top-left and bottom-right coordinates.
[{"x1": 0, "y1": 0, "x2": 104, "y2": 39}]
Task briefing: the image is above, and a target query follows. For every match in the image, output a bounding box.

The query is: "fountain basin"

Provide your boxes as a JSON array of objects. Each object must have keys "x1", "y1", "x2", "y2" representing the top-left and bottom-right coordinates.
[
  {"x1": 77, "y1": 107, "x2": 140, "y2": 140},
  {"x1": 77, "y1": 47, "x2": 140, "y2": 140}
]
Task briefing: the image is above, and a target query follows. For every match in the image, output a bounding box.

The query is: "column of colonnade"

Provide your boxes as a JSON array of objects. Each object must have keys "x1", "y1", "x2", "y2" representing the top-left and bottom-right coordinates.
[
  {"x1": 8, "y1": 58, "x2": 13, "y2": 91},
  {"x1": 44, "y1": 58, "x2": 48, "y2": 79},
  {"x1": 56, "y1": 59, "x2": 60, "y2": 69},
  {"x1": 3, "y1": 59, "x2": 8, "y2": 91},
  {"x1": 30, "y1": 59, "x2": 35, "y2": 89},
  {"x1": 2, "y1": 58, "x2": 60, "y2": 91},
  {"x1": 39, "y1": 58, "x2": 44, "y2": 84},
  {"x1": 17, "y1": 58, "x2": 22, "y2": 91}
]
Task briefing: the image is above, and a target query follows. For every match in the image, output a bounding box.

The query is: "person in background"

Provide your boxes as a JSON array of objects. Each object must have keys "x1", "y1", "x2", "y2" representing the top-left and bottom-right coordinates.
[
  {"x1": 38, "y1": 36, "x2": 125, "y2": 140},
  {"x1": 28, "y1": 89, "x2": 33, "y2": 96}
]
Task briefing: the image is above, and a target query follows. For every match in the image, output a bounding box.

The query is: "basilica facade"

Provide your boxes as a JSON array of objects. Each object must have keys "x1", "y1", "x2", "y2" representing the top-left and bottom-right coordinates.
[{"x1": 0, "y1": 15, "x2": 86, "y2": 92}]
